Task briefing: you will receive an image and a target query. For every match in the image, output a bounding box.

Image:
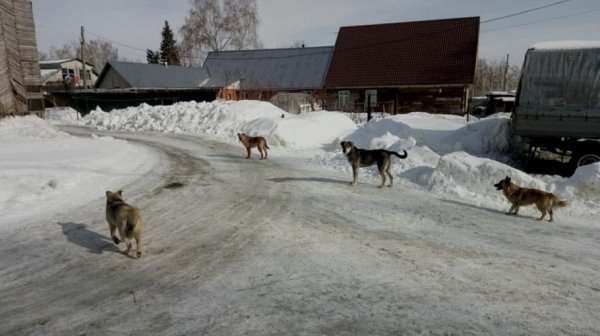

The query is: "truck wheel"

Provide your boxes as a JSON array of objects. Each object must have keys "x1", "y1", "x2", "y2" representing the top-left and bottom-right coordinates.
[{"x1": 570, "y1": 152, "x2": 600, "y2": 168}]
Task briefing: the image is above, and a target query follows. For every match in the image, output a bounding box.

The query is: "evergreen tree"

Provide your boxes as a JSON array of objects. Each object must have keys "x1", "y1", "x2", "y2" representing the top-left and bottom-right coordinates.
[
  {"x1": 159, "y1": 21, "x2": 181, "y2": 66},
  {"x1": 146, "y1": 49, "x2": 160, "y2": 64}
]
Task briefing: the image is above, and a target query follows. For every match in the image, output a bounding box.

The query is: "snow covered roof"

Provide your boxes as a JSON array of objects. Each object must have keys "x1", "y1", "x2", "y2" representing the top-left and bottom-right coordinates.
[{"x1": 530, "y1": 40, "x2": 600, "y2": 51}]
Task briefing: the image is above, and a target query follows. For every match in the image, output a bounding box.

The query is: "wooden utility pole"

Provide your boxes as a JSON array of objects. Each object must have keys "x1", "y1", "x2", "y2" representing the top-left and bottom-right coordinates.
[
  {"x1": 80, "y1": 26, "x2": 87, "y2": 89},
  {"x1": 502, "y1": 54, "x2": 509, "y2": 91}
]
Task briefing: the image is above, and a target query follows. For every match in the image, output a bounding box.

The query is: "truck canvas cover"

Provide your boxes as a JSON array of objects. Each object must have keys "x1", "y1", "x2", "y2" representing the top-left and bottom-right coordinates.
[{"x1": 513, "y1": 41, "x2": 600, "y2": 138}]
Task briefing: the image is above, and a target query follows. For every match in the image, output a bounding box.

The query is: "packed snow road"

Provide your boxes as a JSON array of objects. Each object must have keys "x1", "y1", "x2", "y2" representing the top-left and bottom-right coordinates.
[{"x1": 2, "y1": 127, "x2": 599, "y2": 335}]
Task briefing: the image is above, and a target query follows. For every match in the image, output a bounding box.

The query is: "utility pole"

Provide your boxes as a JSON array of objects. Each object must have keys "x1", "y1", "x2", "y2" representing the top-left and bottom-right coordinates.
[
  {"x1": 502, "y1": 53, "x2": 509, "y2": 91},
  {"x1": 80, "y1": 26, "x2": 87, "y2": 89}
]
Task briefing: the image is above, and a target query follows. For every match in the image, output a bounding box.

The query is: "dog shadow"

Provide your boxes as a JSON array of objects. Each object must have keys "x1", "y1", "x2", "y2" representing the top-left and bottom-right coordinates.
[
  {"x1": 440, "y1": 199, "x2": 508, "y2": 216},
  {"x1": 207, "y1": 154, "x2": 246, "y2": 160},
  {"x1": 57, "y1": 222, "x2": 121, "y2": 255},
  {"x1": 268, "y1": 176, "x2": 349, "y2": 185}
]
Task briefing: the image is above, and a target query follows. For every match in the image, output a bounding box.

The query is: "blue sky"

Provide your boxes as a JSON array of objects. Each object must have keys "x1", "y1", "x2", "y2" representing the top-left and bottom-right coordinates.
[{"x1": 32, "y1": 0, "x2": 600, "y2": 65}]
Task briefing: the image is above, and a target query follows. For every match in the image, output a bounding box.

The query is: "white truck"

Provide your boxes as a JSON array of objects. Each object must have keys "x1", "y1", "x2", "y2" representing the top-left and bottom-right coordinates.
[{"x1": 512, "y1": 41, "x2": 600, "y2": 173}]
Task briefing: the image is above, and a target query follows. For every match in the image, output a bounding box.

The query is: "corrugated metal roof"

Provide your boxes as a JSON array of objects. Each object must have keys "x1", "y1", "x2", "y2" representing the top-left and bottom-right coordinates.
[
  {"x1": 96, "y1": 60, "x2": 210, "y2": 88},
  {"x1": 324, "y1": 17, "x2": 479, "y2": 88},
  {"x1": 202, "y1": 46, "x2": 334, "y2": 90}
]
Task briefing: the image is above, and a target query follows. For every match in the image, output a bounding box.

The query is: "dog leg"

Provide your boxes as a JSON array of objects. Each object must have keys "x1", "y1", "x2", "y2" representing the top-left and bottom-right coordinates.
[
  {"x1": 259, "y1": 148, "x2": 265, "y2": 160},
  {"x1": 506, "y1": 204, "x2": 515, "y2": 215},
  {"x1": 109, "y1": 223, "x2": 120, "y2": 244},
  {"x1": 246, "y1": 147, "x2": 251, "y2": 159},
  {"x1": 377, "y1": 162, "x2": 386, "y2": 188},
  {"x1": 123, "y1": 237, "x2": 132, "y2": 255},
  {"x1": 386, "y1": 162, "x2": 393, "y2": 187},
  {"x1": 264, "y1": 148, "x2": 268, "y2": 160},
  {"x1": 351, "y1": 166, "x2": 358, "y2": 186},
  {"x1": 537, "y1": 210, "x2": 547, "y2": 221},
  {"x1": 548, "y1": 208, "x2": 553, "y2": 222},
  {"x1": 135, "y1": 232, "x2": 142, "y2": 258}
]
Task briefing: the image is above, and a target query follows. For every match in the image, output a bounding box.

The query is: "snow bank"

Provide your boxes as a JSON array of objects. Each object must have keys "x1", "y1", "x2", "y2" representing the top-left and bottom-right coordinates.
[
  {"x1": 0, "y1": 115, "x2": 68, "y2": 139},
  {"x1": 43, "y1": 107, "x2": 81, "y2": 124},
  {"x1": 0, "y1": 116, "x2": 156, "y2": 227},
  {"x1": 51, "y1": 99, "x2": 597, "y2": 221},
  {"x1": 78, "y1": 100, "x2": 356, "y2": 149},
  {"x1": 342, "y1": 112, "x2": 511, "y2": 155}
]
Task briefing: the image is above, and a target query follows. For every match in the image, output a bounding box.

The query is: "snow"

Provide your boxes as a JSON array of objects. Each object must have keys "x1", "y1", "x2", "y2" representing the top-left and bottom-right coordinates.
[
  {"x1": 3, "y1": 100, "x2": 599, "y2": 224},
  {"x1": 531, "y1": 40, "x2": 600, "y2": 50},
  {"x1": 0, "y1": 115, "x2": 157, "y2": 228}
]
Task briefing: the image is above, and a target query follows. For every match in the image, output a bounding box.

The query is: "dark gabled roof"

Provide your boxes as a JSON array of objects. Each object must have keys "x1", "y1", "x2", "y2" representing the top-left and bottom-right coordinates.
[
  {"x1": 324, "y1": 17, "x2": 479, "y2": 88},
  {"x1": 202, "y1": 46, "x2": 334, "y2": 90},
  {"x1": 95, "y1": 60, "x2": 210, "y2": 89}
]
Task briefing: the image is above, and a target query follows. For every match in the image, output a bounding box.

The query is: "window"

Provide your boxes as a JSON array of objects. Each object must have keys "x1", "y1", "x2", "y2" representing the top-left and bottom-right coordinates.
[
  {"x1": 365, "y1": 89, "x2": 377, "y2": 107},
  {"x1": 79, "y1": 69, "x2": 92, "y2": 80},
  {"x1": 338, "y1": 90, "x2": 350, "y2": 110}
]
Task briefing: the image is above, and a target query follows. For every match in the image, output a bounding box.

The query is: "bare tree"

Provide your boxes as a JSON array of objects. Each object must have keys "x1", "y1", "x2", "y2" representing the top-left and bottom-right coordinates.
[
  {"x1": 473, "y1": 57, "x2": 521, "y2": 96},
  {"x1": 83, "y1": 39, "x2": 119, "y2": 71},
  {"x1": 44, "y1": 38, "x2": 119, "y2": 71},
  {"x1": 179, "y1": 0, "x2": 261, "y2": 65}
]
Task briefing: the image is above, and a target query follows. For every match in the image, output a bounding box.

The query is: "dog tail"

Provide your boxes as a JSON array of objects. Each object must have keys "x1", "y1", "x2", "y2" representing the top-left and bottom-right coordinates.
[
  {"x1": 126, "y1": 220, "x2": 136, "y2": 238},
  {"x1": 390, "y1": 150, "x2": 408, "y2": 159},
  {"x1": 553, "y1": 198, "x2": 569, "y2": 208},
  {"x1": 125, "y1": 212, "x2": 139, "y2": 238},
  {"x1": 266, "y1": 144, "x2": 270, "y2": 149}
]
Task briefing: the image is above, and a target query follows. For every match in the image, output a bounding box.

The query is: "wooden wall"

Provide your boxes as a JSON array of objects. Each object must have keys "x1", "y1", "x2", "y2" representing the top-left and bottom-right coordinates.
[
  {"x1": 324, "y1": 87, "x2": 468, "y2": 114},
  {"x1": 0, "y1": 0, "x2": 43, "y2": 117}
]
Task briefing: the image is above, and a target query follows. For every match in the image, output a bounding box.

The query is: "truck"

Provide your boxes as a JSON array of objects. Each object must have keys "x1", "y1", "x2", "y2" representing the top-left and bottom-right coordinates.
[{"x1": 512, "y1": 41, "x2": 600, "y2": 174}]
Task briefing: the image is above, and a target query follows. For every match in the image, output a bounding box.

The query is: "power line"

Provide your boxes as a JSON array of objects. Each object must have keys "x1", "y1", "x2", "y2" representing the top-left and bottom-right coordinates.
[
  {"x1": 86, "y1": 29, "x2": 147, "y2": 52},
  {"x1": 481, "y1": 0, "x2": 574, "y2": 23},
  {"x1": 482, "y1": 7, "x2": 600, "y2": 33}
]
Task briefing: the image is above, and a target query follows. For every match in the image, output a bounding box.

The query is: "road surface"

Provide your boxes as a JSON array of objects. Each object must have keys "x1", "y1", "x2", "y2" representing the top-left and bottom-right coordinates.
[{"x1": 1, "y1": 127, "x2": 599, "y2": 335}]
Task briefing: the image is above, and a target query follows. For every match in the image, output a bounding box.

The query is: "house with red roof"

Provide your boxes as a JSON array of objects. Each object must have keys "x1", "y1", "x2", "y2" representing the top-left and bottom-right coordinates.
[{"x1": 324, "y1": 17, "x2": 479, "y2": 114}]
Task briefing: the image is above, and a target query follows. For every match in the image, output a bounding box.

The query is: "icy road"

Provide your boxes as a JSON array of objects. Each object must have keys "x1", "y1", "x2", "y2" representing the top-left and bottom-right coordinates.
[{"x1": 2, "y1": 127, "x2": 599, "y2": 335}]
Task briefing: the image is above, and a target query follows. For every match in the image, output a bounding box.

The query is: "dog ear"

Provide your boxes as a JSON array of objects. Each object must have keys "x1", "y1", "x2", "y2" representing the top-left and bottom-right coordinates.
[
  {"x1": 117, "y1": 190, "x2": 123, "y2": 197},
  {"x1": 106, "y1": 190, "x2": 111, "y2": 197},
  {"x1": 505, "y1": 176, "x2": 511, "y2": 182}
]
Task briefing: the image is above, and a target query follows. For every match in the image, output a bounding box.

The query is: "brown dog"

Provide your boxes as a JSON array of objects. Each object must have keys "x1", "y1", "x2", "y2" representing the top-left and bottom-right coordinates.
[
  {"x1": 494, "y1": 176, "x2": 568, "y2": 222},
  {"x1": 237, "y1": 133, "x2": 270, "y2": 160}
]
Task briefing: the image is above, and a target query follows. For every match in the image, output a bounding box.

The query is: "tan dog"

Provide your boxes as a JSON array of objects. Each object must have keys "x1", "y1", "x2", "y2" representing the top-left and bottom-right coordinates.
[
  {"x1": 105, "y1": 190, "x2": 144, "y2": 257},
  {"x1": 237, "y1": 133, "x2": 270, "y2": 160},
  {"x1": 494, "y1": 176, "x2": 568, "y2": 222}
]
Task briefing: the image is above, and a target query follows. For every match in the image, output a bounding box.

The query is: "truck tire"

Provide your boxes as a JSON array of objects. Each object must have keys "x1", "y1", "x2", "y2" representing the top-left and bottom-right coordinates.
[{"x1": 569, "y1": 149, "x2": 600, "y2": 169}]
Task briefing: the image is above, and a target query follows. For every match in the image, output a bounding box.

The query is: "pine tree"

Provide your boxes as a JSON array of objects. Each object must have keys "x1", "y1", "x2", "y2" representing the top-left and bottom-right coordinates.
[
  {"x1": 146, "y1": 49, "x2": 160, "y2": 64},
  {"x1": 159, "y1": 21, "x2": 181, "y2": 66}
]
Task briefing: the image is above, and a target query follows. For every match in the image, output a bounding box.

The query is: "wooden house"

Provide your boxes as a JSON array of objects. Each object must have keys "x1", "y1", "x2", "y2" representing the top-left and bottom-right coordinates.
[
  {"x1": 324, "y1": 17, "x2": 479, "y2": 114},
  {"x1": 0, "y1": 0, "x2": 43, "y2": 116},
  {"x1": 201, "y1": 46, "x2": 334, "y2": 109},
  {"x1": 40, "y1": 58, "x2": 98, "y2": 90}
]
